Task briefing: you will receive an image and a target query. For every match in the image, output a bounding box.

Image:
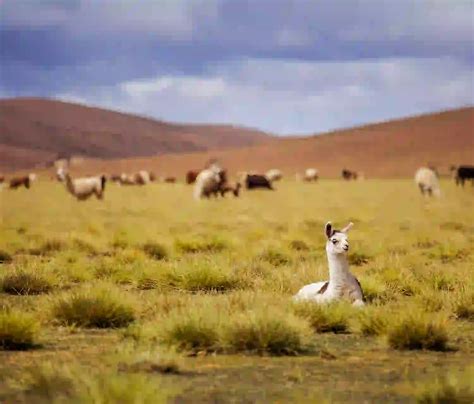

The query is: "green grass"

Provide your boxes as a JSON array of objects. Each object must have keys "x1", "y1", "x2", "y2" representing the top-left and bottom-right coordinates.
[
  {"x1": 53, "y1": 286, "x2": 136, "y2": 328},
  {"x1": 0, "y1": 178, "x2": 473, "y2": 402},
  {"x1": 387, "y1": 314, "x2": 449, "y2": 351},
  {"x1": 23, "y1": 362, "x2": 177, "y2": 403},
  {"x1": 221, "y1": 311, "x2": 312, "y2": 355},
  {"x1": 0, "y1": 310, "x2": 40, "y2": 350},
  {"x1": 416, "y1": 368, "x2": 474, "y2": 403},
  {"x1": 293, "y1": 301, "x2": 352, "y2": 333},
  {"x1": 141, "y1": 242, "x2": 168, "y2": 260},
  {"x1": 174, "y1": 237, "x2": 227, "y2": 254},
  {"x1": 160, "y1": 311, "x2": 219, "y2": 352},
  {"x1": 0, "y1": 250, "x2": 13, "y2": 263},
  {"x1": 1, "y1": 270, "x2": 55, "y2": 295}
]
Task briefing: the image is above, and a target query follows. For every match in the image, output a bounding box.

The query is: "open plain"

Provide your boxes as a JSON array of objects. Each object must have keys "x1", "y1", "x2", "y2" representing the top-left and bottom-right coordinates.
[{"x1": 0, "y1": 178, "x2": 473, "y2": 402}]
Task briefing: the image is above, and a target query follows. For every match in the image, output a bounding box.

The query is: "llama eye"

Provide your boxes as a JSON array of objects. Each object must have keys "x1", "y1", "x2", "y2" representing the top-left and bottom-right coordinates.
[{"x1": 331, "y1": 239, "x2": 337, "y2": 244}]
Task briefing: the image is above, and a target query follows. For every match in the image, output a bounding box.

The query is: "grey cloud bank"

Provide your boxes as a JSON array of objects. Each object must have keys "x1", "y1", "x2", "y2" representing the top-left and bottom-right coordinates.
[{"x1": 1, "y1": 0, "x2": 473, "y2": 134}]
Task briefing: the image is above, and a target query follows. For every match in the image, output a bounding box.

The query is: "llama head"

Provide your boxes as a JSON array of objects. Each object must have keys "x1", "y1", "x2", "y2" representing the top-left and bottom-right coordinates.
[{"x1": 325, "y1": 221, "x2": 353, "y2": 255}]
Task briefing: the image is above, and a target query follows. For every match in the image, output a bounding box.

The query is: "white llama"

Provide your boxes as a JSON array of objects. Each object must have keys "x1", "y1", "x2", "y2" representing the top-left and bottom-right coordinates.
[
  {"x1": 294, "y1": 221, "x2": 365, "y2": 306},
  {"x1": 414, "y1": 167, "x2": 441, "y2": 197}
]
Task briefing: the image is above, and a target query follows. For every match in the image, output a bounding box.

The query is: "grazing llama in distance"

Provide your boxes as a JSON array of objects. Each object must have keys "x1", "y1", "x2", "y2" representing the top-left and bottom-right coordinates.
[
  {"x1": 266, "y1": 169, "x2": 283, "y2": 182},
  {"x1": 193, "y1": 164, "x2": 226, "y2": 200},
  {"x1": 58, "y1": 168, "x2": 106, "y2": 200},
  {"x1": 304, "y1": 168, "x2": 319, "y2": 182},
  {"x1": 294, "y1": 222, "x2": 365, "y2": 307},
  {"x1": 414, "y1": 167, "x2": 441, "y2": 197},
  {"x1": 9, "y1": 174, "x2": 36, "y2": 189}
]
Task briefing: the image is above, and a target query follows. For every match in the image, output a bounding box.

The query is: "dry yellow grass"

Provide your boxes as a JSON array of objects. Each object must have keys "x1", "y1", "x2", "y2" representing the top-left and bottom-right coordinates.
[{"x1": 0, "y1": 178, "x2": 473, "y2": 402}]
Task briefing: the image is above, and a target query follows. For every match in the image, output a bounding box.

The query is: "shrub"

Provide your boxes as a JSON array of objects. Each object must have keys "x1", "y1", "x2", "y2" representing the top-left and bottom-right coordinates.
[
  {"x1": 174, "y1": 238, "x2": 227, "y2": 254},
  {"x1": 452, "y1": 292, "x2": 474, "y2": 321},
  {"x1": 293, "y1": 302, "x2": 351, "y2": 333},
  {"x1": 29, "y1": 239, "x2": 67, "y2": 256},
  {"x1": 358, "y1": 308, "x2": 388, "y2": 336},
  {"x1": 387, "y1": 314, "x2": 448, "y2": 351},
  {"x1": 359, "y1": 278, "x2": 391, "y2": 303},
  {"x1": 416, "y1": 370, "x2": 474, "y2": 403},
  {"x1": 1, "y1": 271, "x2": 54, "y2": 295},
  {"x1": 348, "y1": 252, "x2": 371, "y2": 266},
  {"x1": 25, "y1": 363, "x2": 177, "y2": 403},
  {"x1": 141, "y1": 242, "x2": 168, "y2": 260},
  {"x1": 0, "y1": 311, "x2": 40, "y2": 350},
  {"x1": 26, "y1": 363, "x2": 75, "y2": 400},
  {"x1": 257, "y1": 249, "x2": 291, "y2": 267},
  {"x1": 0, "y1": 250, "x2": 12, "y2": 264},
  {"x1": 137, "y1": 277, "x2": 160, "y2": 290},
  {"x1": 160, "y1": 312, "x2": 219, "y2": 353},
  {"x1": 164, "y1": 265, "x2": 240, "y2": 292},
  {"x1": 289, "y1": 240, "x2": 310, "y2": 252},
  {"x1": 221, "y1": 312, "x2": 311, "y2": 355},
  {"x1": 72, "y1": 239, "x2": 99, "y2": 255},
  {"x1": 53, "y1": 288, "x2": 136, "y2": 328}
]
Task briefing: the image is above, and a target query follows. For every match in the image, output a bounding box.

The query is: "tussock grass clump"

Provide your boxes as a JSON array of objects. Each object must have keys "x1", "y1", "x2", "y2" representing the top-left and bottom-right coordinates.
[
  {"x1": 221, "y1": 312, "x2": 312, "y2": 355},
  {"x1": 53, "y1": 287, "x2": 136, "y2": 328},
  {"x1": 25, "y1": 363, "x2": 177, "y2": 403},
  {"x1": 26, "y1": 363, "x2": 75, "y2": 400},
  {"x1": 358, "y1": 307, "x2": 388, "y2": 336},
  {"x1": 160, "y1": 312, "x2": 219, "y2": 352},
  {"x1": 141, "y1": 242, "x2": 168, "y2": 260},
  {"x1": 387, "y1": 314, "x2": 449, "y2": 351},
  {"x1": 416, "y1": 369, "x2": 474, "y2": 403},
  {"x1": 0, "y1": 250, "x2": 13, "y2": 264},
  {"x1": 1, "y1": 270, "x2": 54, "y2": 295},
  {"x1": 164, "y1": 264, "x2": 241, "y2": 292},
  {"x1": 72, "y1": 239, "x2": 99, "y2": 255},
  {"x1": 137, "y1": 276, "x2": 160, "y2": 290},
  {"x1": 289, "y1": 240, "x2": 310, "y2": 251},
  {"x1": 428, "y1": 246, "x2": 469, "y2": 264},
  {"x1": 359, "y1": 277, "x2": 391, "y2": 303},
  {"x1": 427, "y1": 272, "x2": 456, "y2": 292},
  {"x1": 293, "y1": 302, "x2": 351, "y2": 333},
  {"x1": 28, "y1": 239, "x2": 67, "y2": 256},
  {"x1": 452, "y1": 292, "x2": 474, "y2": 321},
  {"x1": 257, "y1": 249, "x2": 291, "y2": 267},
  {"x1": 0, "y1": 311, "x2": 40, "y2": 350},
  {"x1": 175, "y1": 238, "x2": 227, "y2": 254},
  {"x1": 417, "y1": 291, "x2": 447, "y2": 313},
  {"x1": 348, "y1": 252, "x2": 371, "y2": 266},
  {"x1": 439, "y1": 221, "x2": 468, "y2": 232}
]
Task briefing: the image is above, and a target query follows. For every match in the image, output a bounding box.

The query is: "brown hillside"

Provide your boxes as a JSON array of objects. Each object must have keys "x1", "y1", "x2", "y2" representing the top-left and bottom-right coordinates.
[
  {"x1": 0, "y1": 98, "x2": 271, "y2": 172},
  {"x1": 77, "y1": 107, "x2": 474, "y2": 179}
]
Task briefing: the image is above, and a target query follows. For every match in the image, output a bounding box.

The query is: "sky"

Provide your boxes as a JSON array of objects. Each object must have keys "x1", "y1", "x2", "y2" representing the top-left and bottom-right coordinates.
[{"x1": 1, "y1": 0, "x2": 473, "y2": 135}]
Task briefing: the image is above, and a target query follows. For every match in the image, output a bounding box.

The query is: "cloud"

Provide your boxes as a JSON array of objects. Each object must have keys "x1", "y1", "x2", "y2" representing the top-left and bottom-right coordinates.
[
  {"x1": 2, "y1": 1, "x2": 473, "y2": 134},
  {"x1": 0, "y1": 0, "x2": 218, "y2": 39},
  {"x1": 56, "y1": 56, "x2": 474, "y2": 135}
]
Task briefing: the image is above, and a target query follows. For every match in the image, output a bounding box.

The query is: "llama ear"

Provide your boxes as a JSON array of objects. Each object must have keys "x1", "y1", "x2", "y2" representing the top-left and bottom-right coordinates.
[
  {"x1": 341, "y1": 222, "x2": 354, "y2": 233},
  {"x1": 325, "y1": 222, "x2": 332, "y2": 239}
]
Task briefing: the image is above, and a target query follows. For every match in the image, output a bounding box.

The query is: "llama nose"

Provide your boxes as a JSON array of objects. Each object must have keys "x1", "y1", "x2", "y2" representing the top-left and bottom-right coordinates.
[{"x1": 343, "y1": 245, "x2": 349, "y2": 251}]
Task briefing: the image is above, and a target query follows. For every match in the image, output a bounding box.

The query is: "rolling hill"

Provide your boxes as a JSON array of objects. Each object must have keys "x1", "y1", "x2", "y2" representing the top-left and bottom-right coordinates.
[
  {"x1": 1, "y1": 97, "x2": 472, "y2": 177},
  {"x1": 77, "y1": 107, "x2": 474, "y2": 179},
  {"x1": 0, "y1": 98, "x2": 271, "y2": 172}
]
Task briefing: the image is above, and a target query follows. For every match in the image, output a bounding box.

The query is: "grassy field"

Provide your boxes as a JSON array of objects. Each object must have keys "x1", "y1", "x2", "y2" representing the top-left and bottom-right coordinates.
[{"x1": 0, "y1": 179, "x2": 473, "y2": 403}]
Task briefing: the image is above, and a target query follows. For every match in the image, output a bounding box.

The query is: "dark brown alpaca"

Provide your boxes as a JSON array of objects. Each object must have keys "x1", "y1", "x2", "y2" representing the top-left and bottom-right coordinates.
[{"x1": 9, "y1": 176, "x2": 31, "y2": 189}]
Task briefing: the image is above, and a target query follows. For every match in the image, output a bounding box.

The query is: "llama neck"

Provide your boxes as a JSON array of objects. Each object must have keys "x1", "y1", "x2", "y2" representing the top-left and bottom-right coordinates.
[{"x1": 327, "y1": 253, "x2": 351, "y2": 286}]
